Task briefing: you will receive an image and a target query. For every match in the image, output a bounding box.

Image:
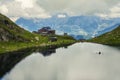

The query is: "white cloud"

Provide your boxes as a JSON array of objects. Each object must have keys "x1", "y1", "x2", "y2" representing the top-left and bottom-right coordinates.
[
  {"x1": 96, "y1": 3, "x2": 120, "y2": 18},
  {"x1": 0, "y1": 0, "x2": 51, "y2": 22},
  {"x1": 0, "y1": 5, "x2": 8, "y2": 14},
  {"x1": 110, "y1": 4, "x2": 120, "y2": 13},
  {"x1": 15, "y1": 0, "x2": 34, "y2": 9},
  {"x1": 109, "y1": 3, "x2": 120, "y2": 18},
  {"x1": 0, "y1": 0, "x2": 120, "y2": 21},
  {"x1": 37, "y1": 0, "x2": 120, "y2": 16}
]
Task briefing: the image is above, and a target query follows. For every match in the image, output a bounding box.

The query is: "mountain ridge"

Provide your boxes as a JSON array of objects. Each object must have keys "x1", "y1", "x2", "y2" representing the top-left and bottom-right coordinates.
[
  {"x1": 16, "y1": 15, "x2": 120, "y2": 39},
  {"x1": 89, "y1": 25, "x2": 120, "y2": 46}
]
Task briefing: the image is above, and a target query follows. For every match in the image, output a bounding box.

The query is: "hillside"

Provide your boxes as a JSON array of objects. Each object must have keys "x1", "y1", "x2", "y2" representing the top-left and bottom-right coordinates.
[
  {"x1": 0, "y1": 13, "x2": 42, "y2": 42},
  {"x1": 89, "y1": 25, "x2": 120, "y2": 46},
  {"x1": 0, "y1": 13, "x2": 75, "y2": 53}
]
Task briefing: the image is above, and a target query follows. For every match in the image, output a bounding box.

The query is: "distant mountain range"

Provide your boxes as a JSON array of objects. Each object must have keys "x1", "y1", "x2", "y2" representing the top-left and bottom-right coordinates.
[{"x1": 16, "y1": 14, "x2": 120, "y2": 40}]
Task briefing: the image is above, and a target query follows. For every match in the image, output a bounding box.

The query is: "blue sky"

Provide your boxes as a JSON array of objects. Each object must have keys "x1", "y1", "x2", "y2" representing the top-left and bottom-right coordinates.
[{"x1": 0, "y1": 0, "x2": 120, "y2": 21}]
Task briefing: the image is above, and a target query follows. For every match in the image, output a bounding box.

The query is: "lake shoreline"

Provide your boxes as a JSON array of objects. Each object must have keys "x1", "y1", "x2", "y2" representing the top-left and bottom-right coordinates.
[
  {"x1": 2, "y1": 42, "x2": 120, "y2": 80},
  {"x1": 0, "y1": 40, "x2": 76, "y2": 54},
  {"x1": 87, "y1": 41, "x2": 120, "y2": 47},
  {"x1": 0, "y1": 40, "x2": 76, "y2": 77}
]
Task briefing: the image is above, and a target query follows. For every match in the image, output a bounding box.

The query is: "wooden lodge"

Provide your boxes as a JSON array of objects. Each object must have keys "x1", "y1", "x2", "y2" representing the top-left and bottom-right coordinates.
[{"x1": 38, "y1": 27, "x2": 55, "y2": 36}]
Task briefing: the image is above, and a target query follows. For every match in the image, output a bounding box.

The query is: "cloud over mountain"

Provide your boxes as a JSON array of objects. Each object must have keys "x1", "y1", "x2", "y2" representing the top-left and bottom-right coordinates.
[
  {"x1": 0, "y1": 0, "x2": 51, "y2": 21},
  {"x1": 0, "y1": 0, "x2": 120, "y2": 21}
]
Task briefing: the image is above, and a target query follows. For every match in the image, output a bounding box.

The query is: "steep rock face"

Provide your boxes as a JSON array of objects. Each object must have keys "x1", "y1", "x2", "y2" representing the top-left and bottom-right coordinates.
[
  {"x1": 0, "y1": 28, "x2": 12, "y2": 41},
  {"x1": 0, "y1": 27, "x2": 26, "y2": 42}
]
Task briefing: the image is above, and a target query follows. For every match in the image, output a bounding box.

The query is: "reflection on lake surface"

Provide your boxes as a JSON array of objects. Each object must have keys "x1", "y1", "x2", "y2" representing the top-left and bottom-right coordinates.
[{"x1": 2, "y1": 42, "x2": 120, "y2": 80}]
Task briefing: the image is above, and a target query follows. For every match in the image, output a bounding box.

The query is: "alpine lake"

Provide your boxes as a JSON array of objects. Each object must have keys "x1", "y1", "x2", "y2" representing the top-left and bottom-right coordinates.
[{"x1": 0, "y1": 42, "x2": 120, "y2": 80}]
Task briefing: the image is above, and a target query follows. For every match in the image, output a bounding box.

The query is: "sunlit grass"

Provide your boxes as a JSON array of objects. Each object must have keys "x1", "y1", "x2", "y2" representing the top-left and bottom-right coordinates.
[
  {"x1": 0, "y1": 37, "x2": 76, "y2": 54},
  {"x1": 88, "y1": 26, "x2": 120, "y2": 46}
]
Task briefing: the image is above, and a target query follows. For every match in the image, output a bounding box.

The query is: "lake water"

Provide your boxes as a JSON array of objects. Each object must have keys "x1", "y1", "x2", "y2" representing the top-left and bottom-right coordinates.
[{"x1": 2, "y1": 42, "x2": 120, "y2": 80}]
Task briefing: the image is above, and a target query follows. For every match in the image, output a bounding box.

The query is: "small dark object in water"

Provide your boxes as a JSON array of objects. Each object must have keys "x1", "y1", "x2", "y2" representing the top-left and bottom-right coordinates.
[{"x1": 98, "y1": 52, "x2": 101, "y2": 55}]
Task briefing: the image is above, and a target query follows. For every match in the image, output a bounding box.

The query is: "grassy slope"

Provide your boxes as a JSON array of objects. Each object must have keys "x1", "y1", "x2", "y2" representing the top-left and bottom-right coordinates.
[
  {"x1": 88, "y1": 25, "x2": 120, "y2": 46},
  {"x1": 0, "y1": 13, "x2": 48, "y2": 42},
  {"x1": 0, "y1": 36, "x2": 75, "y2": 53},
  {"x1": 0, "y1": 13, "x2": 76, "y2": 53}
]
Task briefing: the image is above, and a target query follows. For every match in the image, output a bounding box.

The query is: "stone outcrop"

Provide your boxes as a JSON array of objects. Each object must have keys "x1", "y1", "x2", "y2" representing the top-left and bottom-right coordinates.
[{"x1": 0, "y1": 13, "x2": 30, "y2": 42}]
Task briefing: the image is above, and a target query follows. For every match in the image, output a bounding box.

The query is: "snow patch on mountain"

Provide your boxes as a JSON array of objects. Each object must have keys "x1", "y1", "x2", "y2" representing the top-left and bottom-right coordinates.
[{"x1": 16, "y1": 14, "x2": 120, "y2": 39}]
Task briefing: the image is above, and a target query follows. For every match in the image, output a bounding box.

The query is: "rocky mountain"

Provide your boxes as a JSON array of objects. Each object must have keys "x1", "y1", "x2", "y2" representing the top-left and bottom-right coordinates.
[
  {"x1": 16, "y1": 14, "x2": 120, "y2": 39},
  {"x1": 0, "y1": 13, "x2": 37, "y2": 42},
  {"x1": 89, "y1": 25, "x2": 120, "y2": 46}
]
